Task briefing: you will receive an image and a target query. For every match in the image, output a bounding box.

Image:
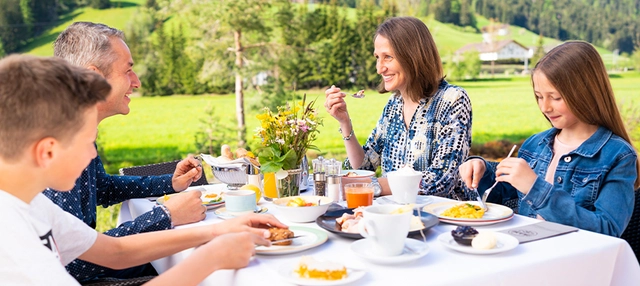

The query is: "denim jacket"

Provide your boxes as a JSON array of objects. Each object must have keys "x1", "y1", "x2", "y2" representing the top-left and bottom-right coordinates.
[{"x1": 480, "y1": 126, "x2": 637, "y2": 237}]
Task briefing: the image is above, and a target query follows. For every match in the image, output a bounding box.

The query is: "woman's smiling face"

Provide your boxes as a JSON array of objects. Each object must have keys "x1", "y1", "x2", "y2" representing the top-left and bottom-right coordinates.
[{"x1": 374, "y1": 35, "x2": 407, "y2": 95}]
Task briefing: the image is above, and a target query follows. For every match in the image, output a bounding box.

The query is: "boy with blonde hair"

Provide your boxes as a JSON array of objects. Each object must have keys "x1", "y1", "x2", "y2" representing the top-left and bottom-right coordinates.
[{"x1": 0, "y1": 55, "x2": 284, "y2": 285}]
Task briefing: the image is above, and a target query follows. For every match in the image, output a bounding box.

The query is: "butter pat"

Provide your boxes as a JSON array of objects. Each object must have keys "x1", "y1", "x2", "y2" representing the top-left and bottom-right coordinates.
[{"x1": 471, "y1": 232, "x2": 497, "y2": 249}]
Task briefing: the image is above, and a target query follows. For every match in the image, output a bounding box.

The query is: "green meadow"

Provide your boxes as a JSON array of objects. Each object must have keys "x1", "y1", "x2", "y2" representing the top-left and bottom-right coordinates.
[{"x1": 99, "y1": 73, "x2": 640, "y2": 175}]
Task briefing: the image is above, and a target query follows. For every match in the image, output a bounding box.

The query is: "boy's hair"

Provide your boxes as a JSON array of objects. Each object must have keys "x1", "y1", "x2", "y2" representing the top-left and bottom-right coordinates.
[
  {"x1": 375, "y1": 17, "x2": 443, "y2": 103},
  {"x1": 0, "y1": 55, "x2": 111, "y2": 162},
  {"x1": 54, "y1": 21, "x2": 125, "y2": 77},
  {"x1": 533, "y1": 41, "x2": 640, "y2": 188}
]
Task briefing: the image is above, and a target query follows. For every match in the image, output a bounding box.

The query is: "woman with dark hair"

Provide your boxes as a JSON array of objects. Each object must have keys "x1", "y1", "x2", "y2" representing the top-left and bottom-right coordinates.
[
  {"x1": 324, "y1": 17, "x2": 472, "y2": 199},
  {"x1": 459, "y1": 41, "x2": 639, "y2": 237}
]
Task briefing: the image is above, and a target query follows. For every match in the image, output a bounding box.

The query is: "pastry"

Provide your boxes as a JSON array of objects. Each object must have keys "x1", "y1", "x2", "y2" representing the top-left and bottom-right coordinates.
[
  {"x1": 268, "y1": 227, "x2": 294, "y2": 246},
  {"x1": 235, "y1": 147, "x2": 248, "y2": 159},
  {"x1": 296, "y1": 256, "x2": 347, "y2": 280},
  {"x1": 221, "y1": 144, "x2": 234, "y2": 161}
]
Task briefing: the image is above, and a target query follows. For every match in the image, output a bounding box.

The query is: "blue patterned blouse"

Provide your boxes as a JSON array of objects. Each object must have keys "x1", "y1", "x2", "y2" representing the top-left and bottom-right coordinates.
[
  {"x1": 43, "y1": 149, "x2": 175, "y2": 281},
  {"x1": 346, "y1": 80, "x2": 472, "y2": 199}
]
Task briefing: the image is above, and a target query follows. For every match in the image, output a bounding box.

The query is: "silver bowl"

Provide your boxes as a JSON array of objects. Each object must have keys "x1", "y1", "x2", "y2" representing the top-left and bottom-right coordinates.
[{"x1": 211, "y1": 165, "x2": 247, "y2": 189}]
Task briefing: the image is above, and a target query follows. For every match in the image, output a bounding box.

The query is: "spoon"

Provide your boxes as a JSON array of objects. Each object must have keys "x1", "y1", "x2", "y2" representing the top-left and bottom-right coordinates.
[
  {"x1": 479, "y1": 145, "x2": 518, "y2": 211},
  {"x1": 352, "y1": 90, "x2": 365, "y2": 98},
  {"x1": 340, "y1": 90, "x2": 365, "y2": 98}
]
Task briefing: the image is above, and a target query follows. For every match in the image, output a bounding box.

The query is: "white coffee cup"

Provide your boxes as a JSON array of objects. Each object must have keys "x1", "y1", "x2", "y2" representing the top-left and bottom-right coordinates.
[
  {"x1": 387, "y1": 166, "x2": 422, "y2": 204},
  {"x1": 224, "y1": 190, "x2": 256, "y2": 216},
  {"x1": 359, "y1": 205, "x2": 412, "y2": 256}
]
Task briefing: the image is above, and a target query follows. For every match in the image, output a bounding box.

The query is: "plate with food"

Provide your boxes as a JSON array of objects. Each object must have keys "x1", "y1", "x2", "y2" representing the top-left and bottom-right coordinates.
[
  {"x1": 156, "y1": 186, "x2": 225, "y2": 209},
  {"x1": 341, "y1": 170, "x2": 375, "y2": 178},
  {"x1": 315, "y1": 208, "x2": 439, "y2": 239},
  {"x1": 423, "y1": 201, "x2": 514, "y2": 226},
  {"x1": 277, "y1": 256, "x2": 366, "y2": 285},
  {"x1": 256, "y1": 226, "x2": 328, "y2": 255},
  {"x1": 438, "y1": 228, "x2": 519, "y2": 255}
]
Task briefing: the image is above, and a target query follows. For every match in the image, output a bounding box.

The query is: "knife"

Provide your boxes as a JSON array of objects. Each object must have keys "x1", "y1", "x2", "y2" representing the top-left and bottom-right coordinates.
[{"x1": 269, "y1": 235, "x2": 305, "y2": 245}]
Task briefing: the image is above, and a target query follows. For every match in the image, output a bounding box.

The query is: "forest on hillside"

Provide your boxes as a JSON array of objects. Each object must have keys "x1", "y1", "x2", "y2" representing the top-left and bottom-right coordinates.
[{"x1": 1, "y1": 0, "x2": 639, "y2": 55}]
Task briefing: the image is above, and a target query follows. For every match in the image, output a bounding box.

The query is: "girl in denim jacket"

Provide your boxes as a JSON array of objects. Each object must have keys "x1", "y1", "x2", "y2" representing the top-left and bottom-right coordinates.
[{"x1": 459, "y1": 41, "x2": 639, "y2": 237}]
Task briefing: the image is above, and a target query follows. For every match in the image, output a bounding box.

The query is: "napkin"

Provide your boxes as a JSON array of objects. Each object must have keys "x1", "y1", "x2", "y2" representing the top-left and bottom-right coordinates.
[
  {"x1": 200, "y1": 154, "x2": 250, "y2": 169},
  {"x1": 499, "y1": 220, "x2": 579, "y2": 244}
]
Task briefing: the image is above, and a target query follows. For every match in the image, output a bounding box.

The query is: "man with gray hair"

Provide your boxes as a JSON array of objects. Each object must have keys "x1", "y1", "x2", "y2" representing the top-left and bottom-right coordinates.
[{"x1": 43, "y1": 21, "x2": 206, "y2": 282}]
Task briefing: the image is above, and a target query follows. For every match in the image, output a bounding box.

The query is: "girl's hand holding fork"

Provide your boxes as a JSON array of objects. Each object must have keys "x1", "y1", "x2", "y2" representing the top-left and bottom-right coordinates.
[{"x1": 494, "y1": 158, "x2": 537, "y2": 195}]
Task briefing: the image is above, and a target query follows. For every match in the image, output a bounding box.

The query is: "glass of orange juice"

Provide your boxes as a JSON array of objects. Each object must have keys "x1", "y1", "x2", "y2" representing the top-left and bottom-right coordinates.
[
  {"x1": 263, "y1": 172, "x2": 277, "y2": 201},
  {"x1": 344, "y1": 183, "x2": 374, "y2": 208}
]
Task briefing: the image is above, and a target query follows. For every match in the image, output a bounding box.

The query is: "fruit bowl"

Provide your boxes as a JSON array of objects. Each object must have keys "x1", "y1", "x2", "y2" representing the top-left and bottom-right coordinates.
[{"x1": 272, "y1": 196, "x2": 333, "y2": 223}]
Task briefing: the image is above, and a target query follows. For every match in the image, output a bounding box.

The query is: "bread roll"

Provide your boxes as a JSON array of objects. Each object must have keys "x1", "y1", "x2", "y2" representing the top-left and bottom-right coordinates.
[
  {"x1": 221, "y1": 145, "x2": 234, "y2": 160},
  {"x1": 235, "y1": 147, "x2": 248, "y2": 159}
]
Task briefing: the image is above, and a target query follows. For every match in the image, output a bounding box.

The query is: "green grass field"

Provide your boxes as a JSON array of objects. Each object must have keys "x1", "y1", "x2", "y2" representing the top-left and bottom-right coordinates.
[{"x1": 99, "y1": 73, "x2": 640, "y2": 174}]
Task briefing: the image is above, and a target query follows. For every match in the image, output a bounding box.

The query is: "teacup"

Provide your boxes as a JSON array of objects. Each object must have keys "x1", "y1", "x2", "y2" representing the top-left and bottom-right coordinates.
[
  {"x1": 358, "y1": 205, "x2": 412, "y2": 256},
  {"x1": 224, "y1": 190, "x2": 256, "y2": 216},
  {"x1": 387, "y1": 167, "x2": 422, "y2": 204}
]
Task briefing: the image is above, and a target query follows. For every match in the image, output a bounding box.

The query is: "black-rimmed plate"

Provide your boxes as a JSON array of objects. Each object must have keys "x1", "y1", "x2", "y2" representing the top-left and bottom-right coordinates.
[{"x1": 315, "y1": 208, "x2": 439, "y2": 239}]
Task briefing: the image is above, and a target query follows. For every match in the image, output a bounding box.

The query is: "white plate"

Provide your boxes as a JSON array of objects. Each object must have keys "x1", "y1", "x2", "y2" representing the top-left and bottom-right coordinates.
[
  {"x1": 376, "y1": 195, "x2": 433, "y2": 207},
  {"x1": 423, "y1": 201, "x2": 514, "y2": 225},
  {"x1": 157, "y1": 185, "x2": 226, "y2": 209},
  {"x1": 213, "y1": 206, "x2": 268, "y2": 219},
  {"x1": 277, "y1": 261, "x2": 365, "y2": 285},
  {"x1": 350, "y1": 238, "x2": 429, "y2": 264},
  {"x1": 437, "y1": 232, "x2": 519, "y2": 255},
  {"x1": 341, "y1": 170, "x2": 375, "y2": 178},
  {"x1": 256, "y1": 226, "x2": 328, "y2": 255},
  {"x1": 438, "y1": 214, "x2": 515, "y2": 226}
]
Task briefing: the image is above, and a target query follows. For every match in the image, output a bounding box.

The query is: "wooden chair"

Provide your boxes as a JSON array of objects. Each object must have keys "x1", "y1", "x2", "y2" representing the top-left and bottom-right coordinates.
[
  {"x1": 119, "y1": 160, "x2": 208, "y2": 186},
  {"x1": 621, "y1": 188, "x2": 640, "y2": 264}
]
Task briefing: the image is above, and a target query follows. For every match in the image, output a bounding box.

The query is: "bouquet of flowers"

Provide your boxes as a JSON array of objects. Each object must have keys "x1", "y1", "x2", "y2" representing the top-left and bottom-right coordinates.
[{"x1": 255, "y1": 94, "x2": 322, "y2": 174}]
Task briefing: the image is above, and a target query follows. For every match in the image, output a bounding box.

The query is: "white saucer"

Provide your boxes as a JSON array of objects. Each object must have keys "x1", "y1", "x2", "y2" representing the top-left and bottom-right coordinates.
[
  {"x1": 277, "y1": 261, "x2": 366, "y2": 285},
  {"x1": 376, "y1": 195, "x2": 433, "y2": 207},
  {"x1": 350, "y1": 238, "x2": 429, "y2": 264},
  {"x1": 437, "y1": 232, "x2": 519, "y2": 255},
  {"x1": 213, "y1": 206, "x2": 267, "y2": 220}
]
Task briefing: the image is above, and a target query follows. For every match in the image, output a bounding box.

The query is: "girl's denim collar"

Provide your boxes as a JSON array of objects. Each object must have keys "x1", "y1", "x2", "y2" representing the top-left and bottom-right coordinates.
[{"x1": 539, "y1": 126, "x2": 611, "y2": 158}]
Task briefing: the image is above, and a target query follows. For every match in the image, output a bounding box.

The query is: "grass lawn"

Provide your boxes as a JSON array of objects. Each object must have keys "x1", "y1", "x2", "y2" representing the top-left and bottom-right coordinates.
[{"x1": 99, "y1": 73, "x2": 640, "y2": 174}]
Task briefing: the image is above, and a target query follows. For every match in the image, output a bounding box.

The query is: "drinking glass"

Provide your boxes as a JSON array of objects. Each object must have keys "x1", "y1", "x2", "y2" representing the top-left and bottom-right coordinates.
[{"x1": 344, "y1": 183, "x2": 374, "y2": 208}]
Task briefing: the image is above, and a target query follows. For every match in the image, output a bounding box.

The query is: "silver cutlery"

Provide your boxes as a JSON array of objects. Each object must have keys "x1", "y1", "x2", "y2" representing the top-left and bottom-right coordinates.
[
  {"x1": 352, "y1": 90, "x2": 365, "y2": 98},
  {"x1": 269, "y1": 235, "x2": 306, "y2": 245},
  {"x1": 479, "y1": 145, "x2": 518, "y2": 211}
]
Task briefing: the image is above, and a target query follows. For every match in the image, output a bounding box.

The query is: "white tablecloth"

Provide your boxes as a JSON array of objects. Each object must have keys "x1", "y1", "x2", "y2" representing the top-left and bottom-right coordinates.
[{"x1": 119, "y1": 184, "x2": 640, "y2": 286}]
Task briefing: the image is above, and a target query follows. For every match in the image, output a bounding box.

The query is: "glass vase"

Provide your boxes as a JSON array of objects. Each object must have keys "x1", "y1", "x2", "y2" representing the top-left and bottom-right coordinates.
[{"x1": 276, "y1": 168, "x2": 302, "y2": 198}]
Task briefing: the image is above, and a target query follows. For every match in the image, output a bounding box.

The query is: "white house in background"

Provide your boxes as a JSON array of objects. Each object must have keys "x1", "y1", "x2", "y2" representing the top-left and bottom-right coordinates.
[{"x1": 455, "y1": 39, "x2": 533, "y2": 71}]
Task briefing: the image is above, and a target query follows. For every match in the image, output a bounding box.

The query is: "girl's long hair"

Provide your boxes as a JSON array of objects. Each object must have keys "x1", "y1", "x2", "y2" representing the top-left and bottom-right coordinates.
[{"x1": 533, "y1": 41, "x2": 639, "y2": 188}]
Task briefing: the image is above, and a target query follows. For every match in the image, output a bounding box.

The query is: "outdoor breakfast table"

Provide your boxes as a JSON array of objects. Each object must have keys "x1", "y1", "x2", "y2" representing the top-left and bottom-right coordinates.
[{"x1": 118, "y1": 183, "x2": 640, "y2": 285}]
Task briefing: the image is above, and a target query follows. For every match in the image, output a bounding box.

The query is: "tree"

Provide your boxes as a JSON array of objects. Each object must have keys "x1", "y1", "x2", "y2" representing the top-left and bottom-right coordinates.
[
  {"x1": 632, "y1": 48, "x2": 640, "y2": 73},
  {"x1": 19, "y1": 0, "x2": 34, "y2": 35},
  {"x1": 530, "y1": 33, "x2": 545, "y2": 68},
  {"x1": 89, "y1": 0, "x2": 111, "y2": 9},
  {"x1": 186, "y1": 0, "x2": 274, "y2": 148}
]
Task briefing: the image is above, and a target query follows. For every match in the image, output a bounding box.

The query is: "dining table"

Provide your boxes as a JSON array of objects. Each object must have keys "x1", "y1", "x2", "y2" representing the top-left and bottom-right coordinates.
[{"x1": 118, "y1": 183, "x2": 640, "y2": 286}]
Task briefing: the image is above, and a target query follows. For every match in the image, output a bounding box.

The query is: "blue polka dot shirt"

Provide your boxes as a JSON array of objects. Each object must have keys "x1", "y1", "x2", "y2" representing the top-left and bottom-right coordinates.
[
  {"x1": 345, "y1": 80, "x2": 472, "y2": 199},
  {"x1": 43, "y1": 151, "x2": 175, "y2": 281}
]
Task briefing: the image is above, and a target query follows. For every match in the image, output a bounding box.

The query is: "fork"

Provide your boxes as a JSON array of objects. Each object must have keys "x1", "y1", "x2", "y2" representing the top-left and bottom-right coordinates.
[{"x1": 479, "y1": 145, "x2": 518, "y2": 211}]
